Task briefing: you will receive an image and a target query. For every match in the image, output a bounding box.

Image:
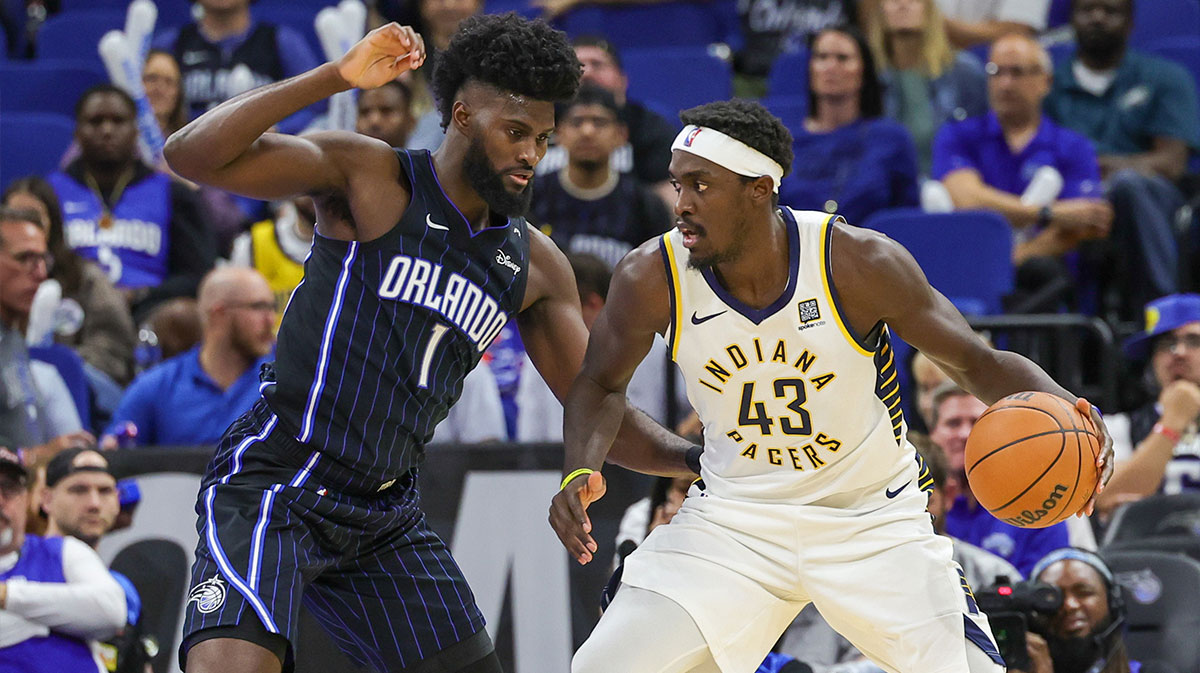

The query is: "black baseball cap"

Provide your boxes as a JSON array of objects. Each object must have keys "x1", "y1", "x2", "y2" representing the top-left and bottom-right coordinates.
[
  {"x1": 44, "y1": 448, "x2": 114, "y2": 488},
  {"x1": 0, "y1": 447, "x2": 27, "y2": 484}
]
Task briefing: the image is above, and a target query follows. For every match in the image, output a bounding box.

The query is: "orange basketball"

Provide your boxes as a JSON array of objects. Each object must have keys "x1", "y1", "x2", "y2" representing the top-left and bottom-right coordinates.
[{"x1": 964, "y1": 391, "x2": 1100, "y2": 529}]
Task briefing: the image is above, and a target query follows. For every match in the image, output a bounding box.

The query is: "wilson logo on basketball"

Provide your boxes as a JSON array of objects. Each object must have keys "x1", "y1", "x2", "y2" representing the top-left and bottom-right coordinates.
[{"x1": 1004, "y1": 483, "x2": 1068, "y2": 528}]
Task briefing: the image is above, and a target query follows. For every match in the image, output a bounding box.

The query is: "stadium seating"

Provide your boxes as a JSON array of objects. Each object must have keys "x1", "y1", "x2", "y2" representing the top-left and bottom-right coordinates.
[
  {"x1": 1130, "y1": 0, "x2": 1200, "y2": 48},
  {"x1": 0, "y1": 113, "x2": 75, "y2": 191},
  {"x1": 252, "y1": 3, "x2": 325, "y2": 60},
  {"x1": 760, "y1": 94, "x2": 808, "y2": 134},
  {"x1": 554, "y1": 1, "x2": 734, "y2": 49},
  {"x1": 767, "y1": 47, "x2": 809, "y2": 98},
  {"x1": 861, "y1": 209, "x2": 1014, "y2": 316},
  {"x1": 110, "y1": 540, "x2": 189, "y2": 673},
  {"x1": 1103, "y1": 492, "x2": 1200, "y2": 546},
  {"x1": 30, "y1": 343, "x2": 92, "y2": 431},
  {"x1": 623, "y1": 45, "x2": 732, "y2": 119},
  {"x1": 0, "y1": 59, "x2": 108, "y2": 117},
  {"x1": 35, "y1": 9, "x2": 125, "y2": 60},
  {"x1": 1103, "y1": 549, "x2": 1200, "y2": 672}
]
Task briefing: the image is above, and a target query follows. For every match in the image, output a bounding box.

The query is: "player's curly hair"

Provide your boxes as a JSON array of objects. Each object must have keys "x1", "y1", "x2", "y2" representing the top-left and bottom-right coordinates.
[
  {"x1": 679, "y1": 100, "x2": 794, "y2": 177},
  {"x1": 431, "y1": 13, "x2": 581, "y2": 130}
]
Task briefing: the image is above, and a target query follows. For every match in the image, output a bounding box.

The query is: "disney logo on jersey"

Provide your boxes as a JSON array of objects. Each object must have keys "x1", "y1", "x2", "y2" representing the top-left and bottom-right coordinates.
[
  {"x1": 186, "y1": 576, "x2": 227, "y2": 614},
  {"x1": 379, "y1": 254, "x2": 509, "y2": 352},
  {"x1": 495, "y1": 249, "x2": 521, "y2": 275}
]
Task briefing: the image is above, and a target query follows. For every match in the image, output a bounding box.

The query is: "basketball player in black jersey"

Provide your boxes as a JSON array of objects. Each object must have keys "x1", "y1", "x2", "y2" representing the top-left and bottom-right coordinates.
[{"x1": 164, "y1": 14, "x2": 699, "y2": 673}]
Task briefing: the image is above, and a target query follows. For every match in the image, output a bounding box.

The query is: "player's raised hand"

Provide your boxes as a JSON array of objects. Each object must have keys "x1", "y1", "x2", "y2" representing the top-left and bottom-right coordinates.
[
  {"x1": 336, "y1": 23, "x2": 425, "y2": 90},
  {"x1": 1077, "y1": 397, "x2": 1114, "y2": 517},
  {"x1": 549, "y1": 470, "x2": 606, "y2": 565}
]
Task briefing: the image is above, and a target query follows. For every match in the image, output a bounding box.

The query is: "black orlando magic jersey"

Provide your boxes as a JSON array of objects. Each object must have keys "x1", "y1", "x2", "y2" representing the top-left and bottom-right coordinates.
[{"x1": 263, "y1": 149, "x2": 529, "y2": 483}]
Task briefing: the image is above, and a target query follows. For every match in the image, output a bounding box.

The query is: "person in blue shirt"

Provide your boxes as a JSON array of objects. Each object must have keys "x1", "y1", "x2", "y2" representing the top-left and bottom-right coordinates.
[
  {"x1": 934, "y1": 33, "x2": 1113, "y2": 313},
  {"x1": 779, "y1": 25, "x2": 920, "y2": 226},
  {"x1": 1044, "y1": 0, "x2": 1200, "y2": 321},
  {"x1": 101, "y1": 267, "x2": 276, "y2": 448},
  {"x1": 154, "y1": 0, "x2": 323, "y2": 136},
  {"x1": 929, "y1": 384, "x2": 1070, "y2": 577}
]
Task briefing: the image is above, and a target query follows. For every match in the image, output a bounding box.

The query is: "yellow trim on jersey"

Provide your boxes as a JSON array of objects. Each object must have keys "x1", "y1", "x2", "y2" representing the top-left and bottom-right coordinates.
[
  {"x1": 817, "y1": 214, "x2": 873, "y2": 358},
  {"x1": 662, "y1": 232, "x2": 684, "y2": 361}
]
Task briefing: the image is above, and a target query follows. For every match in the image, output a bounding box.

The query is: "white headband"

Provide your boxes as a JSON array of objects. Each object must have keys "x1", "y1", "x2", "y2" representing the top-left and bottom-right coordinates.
[{"x1": 670, "y1": 125, "x2": 784, "y2": 193}]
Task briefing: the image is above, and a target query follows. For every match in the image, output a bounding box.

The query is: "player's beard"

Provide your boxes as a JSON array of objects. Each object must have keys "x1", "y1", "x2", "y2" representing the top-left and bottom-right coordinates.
[
  {"x1": 464, "y1": 136, "x2": 533, "y2": 217},
  {"x1": 687, "y1": 220, "x2": 748, "y2": 271}
]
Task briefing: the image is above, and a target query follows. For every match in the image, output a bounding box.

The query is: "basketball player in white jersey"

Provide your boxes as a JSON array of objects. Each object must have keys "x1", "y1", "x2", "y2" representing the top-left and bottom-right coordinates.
[{"x1": 549, "y1": 100, "x2": 1115, "y2": 673}]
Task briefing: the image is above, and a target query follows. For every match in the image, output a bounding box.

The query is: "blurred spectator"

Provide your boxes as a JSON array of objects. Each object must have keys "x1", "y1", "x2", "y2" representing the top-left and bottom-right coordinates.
[
  {"x1": 779, "y1": 26, "x2": 920, "y2": 224},
  {"x1": 153, "y1": 0, "x2": 323, "y2": 135},
  {"x1": 429, "y1": 364, "x2": 506, "y2": 444},
  {"x1": 929, "y1": 383, "x2": 1070, "y2": 576},
  {"x1": 1017, "y1": 548, "x2": 1178, "y2": 673},
  {"x1": 537, "y1": 37, "x2": 678, "y2": 207},
  {"x1": 101, "y1": 267, "x2": 274, "y2": 449},
  {"x1": 0, "y1": 208, "x2": 95, "y2": 468},
  {"x1": 911, "y1": 349, "x2": 951, "y2": 431},
  {"x1": 516, "y1": 254, "x2": 686, "y2": 441},
  {"x1": 1045, "y1": 0, "x2": 1200, "y2": 320},
  {"x1": 227, "y1": 196, "x2": 314, "y2": 330},
  {"x1": 1098, "y1": 294, "x2": 1200, "y2": 515},
  {"x1": 932, "y1": 33, "x2": 1112, "y2": 313},
  {"x1": 0, "y1": 447, "x2": 125, "y2": 673},
  {"x1": 40, "y1": 448, "x2": 152, "y2": 673},
  {"x1": 732, "y1": 0, "x2": 858, "y2": 98},
  {"x1": 2, "y1": 178, "x2": 137, "y2": 386},
  {"x1": 46, "y1": 86, "x2": 217, "y2": 323},
  {"x1": 530, "y1": 85, "x2": 672, "y2": 269},
  {"x1": 415, "y1": 0, "x2": 481, "y2": 54},
  {"x1": 935, "y1": 0, "x2": 1049, "y2": 49},
  {"x1": 143, "y1": 49, "x2": 188, "y2": 139},
  {"x1": 147, "y1": 297, "x2": 203, "y2": 362},
  {"x1": 863, "y1": 0, "x2": 988, "y2": 173},
  {"x1": 356, "y1": 80, "x2": 416, "y2": 148}
]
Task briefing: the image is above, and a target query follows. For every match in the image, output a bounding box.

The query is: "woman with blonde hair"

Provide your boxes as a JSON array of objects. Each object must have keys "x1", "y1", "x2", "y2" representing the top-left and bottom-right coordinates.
[{"x1": 863, "y1": 0, "x2": 986, "y2": 173}]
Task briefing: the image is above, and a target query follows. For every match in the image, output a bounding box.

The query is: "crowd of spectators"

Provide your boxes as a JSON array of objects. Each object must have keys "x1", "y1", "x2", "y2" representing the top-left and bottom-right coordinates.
[{"x1": 2, "y1": 0, "x2": 1200, "y2": 671}]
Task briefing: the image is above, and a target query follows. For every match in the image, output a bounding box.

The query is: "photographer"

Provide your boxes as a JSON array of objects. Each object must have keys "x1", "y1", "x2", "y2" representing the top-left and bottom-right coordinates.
[{"x1": 1014, "y1": 548, "x2": 1177, "y2": 673}]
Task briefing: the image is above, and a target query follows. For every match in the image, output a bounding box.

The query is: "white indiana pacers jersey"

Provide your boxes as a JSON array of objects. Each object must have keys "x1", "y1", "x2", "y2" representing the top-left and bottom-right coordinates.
[{"x1": 660, "y1": 208, "x2": 932, "y2": 505}]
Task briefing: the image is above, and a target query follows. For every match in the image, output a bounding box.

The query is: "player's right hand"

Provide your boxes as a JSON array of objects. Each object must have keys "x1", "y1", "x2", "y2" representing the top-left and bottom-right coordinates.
[
  {"x1": 336, "y1": 23, "x2": 425, "y2": 90},
  {"x1": 549, "y1": 470, "x2": 606, "y2": 565}
]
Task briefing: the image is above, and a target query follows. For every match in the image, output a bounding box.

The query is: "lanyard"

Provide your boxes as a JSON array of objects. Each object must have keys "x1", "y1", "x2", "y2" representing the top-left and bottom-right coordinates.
[{"x1": 82, "y1": 168, "x2": 136, "y2": 230}]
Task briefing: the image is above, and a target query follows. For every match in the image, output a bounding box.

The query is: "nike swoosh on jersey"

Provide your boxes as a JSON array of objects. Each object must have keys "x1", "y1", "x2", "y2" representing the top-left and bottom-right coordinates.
[
  {"x1": 426, "y1": 214, "x2": 449, "y2": 231},
  {"x1": 691, "y1": 310, "x2": 727, "y2": 325},
  {"x1": 885, "y1": 481, "x2": 911, "y2": 499}
]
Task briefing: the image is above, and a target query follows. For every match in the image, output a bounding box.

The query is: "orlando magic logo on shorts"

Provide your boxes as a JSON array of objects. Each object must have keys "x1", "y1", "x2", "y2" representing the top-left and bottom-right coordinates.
[{"x1": 187, "y1": 576, "x2": 228, "y2": 614}]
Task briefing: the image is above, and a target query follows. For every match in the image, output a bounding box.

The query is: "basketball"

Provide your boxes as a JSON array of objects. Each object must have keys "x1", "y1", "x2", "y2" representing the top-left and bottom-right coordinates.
[{"x1": 964, "y1": 391, "x2": 1100, "y2": 529}]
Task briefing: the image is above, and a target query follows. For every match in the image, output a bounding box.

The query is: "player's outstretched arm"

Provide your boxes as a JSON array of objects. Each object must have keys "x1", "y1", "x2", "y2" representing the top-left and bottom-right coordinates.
[
  {"x1": 164, "y1": 23, "x2": 425, "y2": 200},
  {"x1": 521, "y1": 234, "x2": 694, "y2": 563},
  {"x1": 831, "y1": 221, "x2": 1114, "y2": 510}
]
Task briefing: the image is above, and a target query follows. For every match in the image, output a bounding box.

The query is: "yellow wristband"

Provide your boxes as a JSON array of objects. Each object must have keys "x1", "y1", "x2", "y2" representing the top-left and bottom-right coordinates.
[{"x1": 560, "y1": 468, "x2": 594, "y2": 491}]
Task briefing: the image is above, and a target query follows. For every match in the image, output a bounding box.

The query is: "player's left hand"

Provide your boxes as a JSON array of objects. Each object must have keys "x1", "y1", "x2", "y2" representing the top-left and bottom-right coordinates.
[
  {"x1": 1077, "y1": 397, "x2": 1113, "y2": 517},
  {"x1": 549, "y1": 470, "x2": 606, "y2": 565}
]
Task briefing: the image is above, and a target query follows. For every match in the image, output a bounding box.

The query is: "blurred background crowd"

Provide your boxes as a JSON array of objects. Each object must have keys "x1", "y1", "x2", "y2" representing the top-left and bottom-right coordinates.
[{"x1": 2, "y1": 0, "x2": 1200, "y2": 672}]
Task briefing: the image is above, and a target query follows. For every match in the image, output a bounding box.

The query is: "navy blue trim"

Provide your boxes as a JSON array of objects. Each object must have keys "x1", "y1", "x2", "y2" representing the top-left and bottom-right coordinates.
[
  {"x1": 964, "y1": 616, "x2": 1006, "y2": 666},
  {"x1": 659, "y1": 237, "x2": 677, "y2": 358},
  {"x1": 699, "y1": 208, "x2": 800, "y2": 325},
  {"x1": 822, "y1": 215, "x2": 876, "y2": 351}
]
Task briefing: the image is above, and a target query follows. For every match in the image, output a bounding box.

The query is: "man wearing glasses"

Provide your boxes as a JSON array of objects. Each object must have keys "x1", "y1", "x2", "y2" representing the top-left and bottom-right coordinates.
[
  {"x1": 0, "y1": 208, "x2": 94, "y2": 465},
  {"x1": 932, "y1": 33, "x2": 1113, "y2": 313},
  {"x1": 101, "y1": 267, "x2": 277, "y2": 449},
  {"x1": 1096, "y1": 294, "x2": 1200, "y2": 515}
]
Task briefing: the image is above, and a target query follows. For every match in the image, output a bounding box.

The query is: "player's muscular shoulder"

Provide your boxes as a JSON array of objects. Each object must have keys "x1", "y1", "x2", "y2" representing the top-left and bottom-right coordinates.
[
  {"x1": 829, "y1": 221, "x2": 922, "y2": 335},
  {"x1": 309, "y1": 131, "x2": 410, "y2": 241},
  {"x1": 608, "y1": 238, "x2": 673, "y2": 336}
]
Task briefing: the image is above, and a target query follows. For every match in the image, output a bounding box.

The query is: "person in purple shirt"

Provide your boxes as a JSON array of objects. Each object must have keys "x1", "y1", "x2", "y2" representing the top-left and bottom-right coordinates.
[
  {"x1": 933, "y1": 33, "x2": 1113, "y2": 313},
  {"x1": 780, "y1": 25, "x2": 920, "y2": 227},
  {"x1": 101, "y1": 267, "x2": 276, "y2": 448},
  {"x1": 154, "y1": 0, "x2": 323, "y2": 136},
  {"x1": 929, "y1": 383, "x2": 1070, "y2": 577}
]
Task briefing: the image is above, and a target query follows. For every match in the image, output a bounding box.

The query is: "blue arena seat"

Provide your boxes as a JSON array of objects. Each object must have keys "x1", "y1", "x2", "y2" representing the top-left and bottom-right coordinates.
[
  {"x1": 555, "y1": 1, "x2": 734, "y2": 49},
  {"x1": 760, "y1": 94, "x2": 807, "y2": 136},
  {"x1": 767, "y1": 47, "x2": 809, "y2": 98},
  {"x1": 0, "y1": 113, "x2": 75, "y2": 191},
  {"x1": 1130, "y1": 0, "x2": 1200, "y2": 48},
  {"x1": 30, "y1": 343, "x2": 92, "y2": 431},
  {"x1": 1103, "y1": 549, "x2": 1200, "y2": 673},
  {"x1": 253, "y1": 3, "x2": 324, "y2": 61},
  {"x1": 0, "y1": 59, "x2": 109, "y2": 117},
  {"x1": 35, "y1": 9, "x2": 125, "y2": 60},
  {"x1": 861, "y1": 208, "x2": 1014, "y2": 316},
  {"x1": 623, "y1": 45, "x2": 731, "y2": 117}
]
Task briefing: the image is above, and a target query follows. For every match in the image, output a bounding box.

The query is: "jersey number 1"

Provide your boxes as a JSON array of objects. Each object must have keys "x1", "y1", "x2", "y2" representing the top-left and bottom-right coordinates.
[{"x1": 418, "y1": 324, "x2": 450, "y2": 388}]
